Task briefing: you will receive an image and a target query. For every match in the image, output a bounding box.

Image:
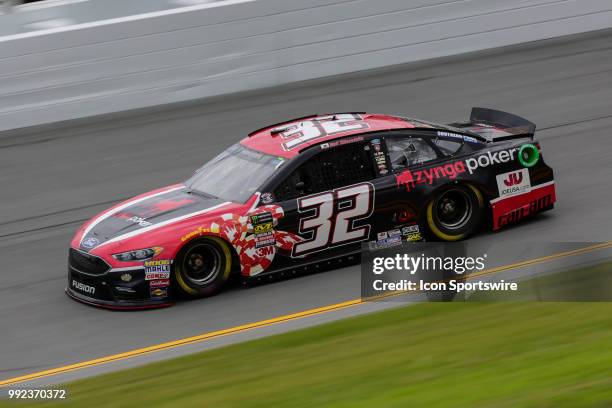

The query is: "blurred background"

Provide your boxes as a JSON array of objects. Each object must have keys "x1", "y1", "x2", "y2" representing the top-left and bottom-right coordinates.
[{"x1": 1, "y1": 0, "x2": 611, "y2": 132}]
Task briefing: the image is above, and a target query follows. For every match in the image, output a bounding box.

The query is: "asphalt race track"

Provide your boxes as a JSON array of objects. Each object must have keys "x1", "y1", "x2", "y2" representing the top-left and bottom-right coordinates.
[{"x1": 1, "y1": 29, "x2": 612, "y2": 383}]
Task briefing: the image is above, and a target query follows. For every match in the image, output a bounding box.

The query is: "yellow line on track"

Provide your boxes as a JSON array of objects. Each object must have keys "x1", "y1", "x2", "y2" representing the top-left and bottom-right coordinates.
[{"x1": 1, "y1": 241, "x2": 610, "y2": 387}]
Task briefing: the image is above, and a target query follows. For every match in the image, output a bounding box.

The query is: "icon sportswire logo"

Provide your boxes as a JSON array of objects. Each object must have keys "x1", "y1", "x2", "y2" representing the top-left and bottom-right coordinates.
[{"x1": 496, "y1": 169, "x2": 530, "y2": 199}]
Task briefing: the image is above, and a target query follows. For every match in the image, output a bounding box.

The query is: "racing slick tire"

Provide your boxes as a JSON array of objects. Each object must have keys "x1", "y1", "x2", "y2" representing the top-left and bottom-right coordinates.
[
  {"x1": 173, "y1": 237, "x2": 233, "y2": 298},
  {"x1": 426, "y1": 184, "x2": 484, "y2": 241}
]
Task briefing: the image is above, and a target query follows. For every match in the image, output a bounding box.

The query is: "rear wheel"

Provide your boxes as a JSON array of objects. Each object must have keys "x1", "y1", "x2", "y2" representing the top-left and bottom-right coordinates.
[
  {"x1": 173, "y1": 237, "x2": 232, "y2": 298},
  {"x1": 426, "y1": 184, "x2": 484, "y2": 241}
]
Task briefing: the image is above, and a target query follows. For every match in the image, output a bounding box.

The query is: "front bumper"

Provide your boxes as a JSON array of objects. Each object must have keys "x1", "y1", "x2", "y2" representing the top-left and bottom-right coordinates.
[
  {"x1": 67, "y1": 249, "x2": 173, "y2": 309},
  {"x1": 65, "y1": 287, "x2": 172, "y2": 310}
]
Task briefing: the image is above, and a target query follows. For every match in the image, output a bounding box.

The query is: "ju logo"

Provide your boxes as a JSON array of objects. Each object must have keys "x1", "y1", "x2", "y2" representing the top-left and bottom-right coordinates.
[{"x1": 503, "y1": 171, "x2": 524, "y2": 187}]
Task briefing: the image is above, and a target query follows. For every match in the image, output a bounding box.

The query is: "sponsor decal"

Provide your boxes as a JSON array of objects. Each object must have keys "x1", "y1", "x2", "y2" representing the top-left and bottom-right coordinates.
[
  {"x1": 396, "y1": 162, "x2": 466, "y2": 192},
  {"x1": 374, "y1": 154, "x2": 385, "y2": 164},
  {"x1": 181, "y1": 226, "x2": 220, "y2": 242},
  {"x1": 465, "y1": 148, "x2": 519, "y2": 174},
  {"x1": 496, "y1": 169, "x2": 531, "y2": 198},
  {"x1": 260, "y1": 192, "x2": 274, "y2": 204},
  {"x1": 72, "y1": 280, "x2": 95, "y2": 295},
  {"x1": 372, "y1": 139, "x2": 389, "y2": 175},
  {"x1": 114, "y1": 286, "x2": 136, "y2": 293},
  {"x1": 255, "y1": 232, "x2": 275, "y2": 248},
  {"x1": 401, "y1": 224, "x2": 419, "y2": 236},
  {"x1": 144, "y1": 259, "x2": 171, "y2": 269},
  {"x1": 81, "y1": 237, "x2": 99, "y2": 249},
  {"x1": 377, "y1": 231, "x2": 388, "y2": 240},
  {"x1": 144, "y1": 259, "x2": 171, "y2": 280},
  {"x1": 388, "y1": 229, "x2": 401, "y2": 237},
  {"x1": 256, "y1": 246, "x2": 275, "y2": 257},
  {"x1": 437, "y1": 131, "x2": 464, "y2": 139},
  {"x1": 320, "y1": 136, "x2": 365, "y2": 150},
  {"x1": 406, "y1": 232, "x2": 423, "y2": 242},
  {"x1": 126, "y1": 216, "x2": 152, "y2": 227},
  {"x1": 253, "y1": 223, "x2": 273, "y2": 234},
  {"x1": 463, "y1": 136, "x2": 479, "y2": 144},
  {"x1": 497, "y1": 194, "x2": 553, "y2": 228},
  {"x1": 250, "y1": 212, "x2": 276, "y2": 248},
  {"x1": 150, "y1": 287, "x2": 168, "y2": 299},
  {"x1": 145, "y1": 271, "x2": 171, "y2": 280},
  {"x1": 150, "y1": 279, "x2": 170, "y2": 288},
  {"x1": 250, "y1": 212, "x2": 273, "y2": 225},
  {"x1": 120, "y1": 273, "x2": 132, "y2": 282},
  {"x1": 369, "y1": 236, "x2": 402, "y2": 250}
]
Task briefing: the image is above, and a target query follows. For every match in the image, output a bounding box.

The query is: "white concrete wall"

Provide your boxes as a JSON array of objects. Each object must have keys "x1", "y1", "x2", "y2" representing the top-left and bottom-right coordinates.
[{"x1": 1, "y1": 0, "x2": 611, "y2": 131}]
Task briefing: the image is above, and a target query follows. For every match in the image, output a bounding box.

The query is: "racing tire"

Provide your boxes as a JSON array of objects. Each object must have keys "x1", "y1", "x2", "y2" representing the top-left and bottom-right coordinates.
[
  {"x1": 426, "y1": 184, "x2": 484, "y2": 241},
  {"x1": 173, "y1": 237, "x2": 232, "y2": 298}
]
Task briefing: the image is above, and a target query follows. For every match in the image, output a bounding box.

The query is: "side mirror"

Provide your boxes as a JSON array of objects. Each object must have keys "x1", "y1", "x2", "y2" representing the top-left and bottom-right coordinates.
[{"x1": 295, "y1": 181, "x2": 305, "y2": 191}]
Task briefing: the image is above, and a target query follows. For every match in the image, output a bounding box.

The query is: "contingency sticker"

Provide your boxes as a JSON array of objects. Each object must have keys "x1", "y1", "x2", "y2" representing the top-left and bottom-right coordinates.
[
  {"x1": 144, "y1": 259, "x2": 171, "y2": 280},
  {"x1": 250, "y1": 212, "x2": 276, "y2": 249},
  {"x1": 371, "y1": 138, "x2": 388, "y2": 175},
  {"x1": 150, "y1": 287, "x2": 168, "y2": 299}
]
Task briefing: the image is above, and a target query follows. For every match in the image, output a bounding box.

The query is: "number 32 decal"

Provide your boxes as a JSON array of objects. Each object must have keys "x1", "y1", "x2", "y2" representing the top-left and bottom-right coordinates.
[{"x1": 292, "y1": 183, "x2": 374, "y2": 257}]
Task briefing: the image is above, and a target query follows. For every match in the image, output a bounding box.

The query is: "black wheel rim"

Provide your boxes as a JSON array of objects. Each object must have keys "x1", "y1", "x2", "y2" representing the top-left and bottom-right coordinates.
[
  {"x1": 182, "y1": 243, "x2": 222, "y2": 286},
  {"x1": 436, "y1": 189, "x2": 472, "y2": 230}
]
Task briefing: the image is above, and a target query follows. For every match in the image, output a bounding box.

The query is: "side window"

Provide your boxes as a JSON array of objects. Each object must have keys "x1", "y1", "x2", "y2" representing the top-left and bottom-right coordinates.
[
  {"x1": 386, "y1": 137, "x2": 437, "y2": 171},
  {"x1": 433, "y1": 138, "x2": 463, "y2": 156},
  {"x1": 274, "y1": 142, "x2": 376, "y2": 200}
]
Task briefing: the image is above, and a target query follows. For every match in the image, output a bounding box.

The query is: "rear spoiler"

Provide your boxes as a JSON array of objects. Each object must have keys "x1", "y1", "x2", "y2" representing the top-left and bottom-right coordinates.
[{"x1": 448, "y1": 107, "x2": 536, "y2": 142}]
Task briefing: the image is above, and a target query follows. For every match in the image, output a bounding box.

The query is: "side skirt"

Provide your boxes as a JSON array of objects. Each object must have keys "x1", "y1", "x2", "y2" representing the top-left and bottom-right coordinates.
[{"x1": 243, "y1": 251, "x2": 361, "y2": 287}]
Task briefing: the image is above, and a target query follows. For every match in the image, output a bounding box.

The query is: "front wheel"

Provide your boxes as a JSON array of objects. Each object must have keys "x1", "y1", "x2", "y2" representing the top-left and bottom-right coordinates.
[
  {"x1": 426, "y1": 184, "x2": 484, "y2": 241},
  {"x1": 173, "y1": 237, "x2": 232, "y2": 298}
]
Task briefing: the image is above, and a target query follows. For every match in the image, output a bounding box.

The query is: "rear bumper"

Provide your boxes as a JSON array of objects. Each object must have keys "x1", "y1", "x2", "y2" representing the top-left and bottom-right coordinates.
[{"x1": 491, "y1": 181, "x2": 556, "y2": 230}]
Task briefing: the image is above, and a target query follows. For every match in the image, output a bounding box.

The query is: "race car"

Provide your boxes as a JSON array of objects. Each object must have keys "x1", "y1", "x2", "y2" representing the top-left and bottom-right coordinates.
[{"x1": 67, "y1": 108, "x2": 556, "y2": 309}]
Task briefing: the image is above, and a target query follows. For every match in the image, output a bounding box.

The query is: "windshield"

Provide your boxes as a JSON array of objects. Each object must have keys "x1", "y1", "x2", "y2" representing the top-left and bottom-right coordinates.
[{"x1": 186, "y1": 143, "x2": 285, "y2": 203}]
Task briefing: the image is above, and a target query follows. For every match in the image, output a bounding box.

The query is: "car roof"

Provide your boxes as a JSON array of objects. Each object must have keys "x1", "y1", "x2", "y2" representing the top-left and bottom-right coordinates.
[{"x1": 240, "y1": 113, "x2": 427, "y2": 158}]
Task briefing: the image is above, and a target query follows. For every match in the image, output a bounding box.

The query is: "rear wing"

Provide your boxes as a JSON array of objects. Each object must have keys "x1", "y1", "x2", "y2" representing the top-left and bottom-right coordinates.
[{"x1": 448, "y1": 107, "x2": 536, "y2": 142}]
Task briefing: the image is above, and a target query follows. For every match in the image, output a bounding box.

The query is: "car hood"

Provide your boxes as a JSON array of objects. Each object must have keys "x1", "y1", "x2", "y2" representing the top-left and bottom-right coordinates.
[{"x1": 78, "y1": 186, "x2": 227, "y2": 252}]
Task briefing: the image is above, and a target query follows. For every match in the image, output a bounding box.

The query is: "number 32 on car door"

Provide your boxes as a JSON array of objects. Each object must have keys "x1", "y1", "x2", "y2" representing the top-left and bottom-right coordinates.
[{"x1": 292, "y1": 182, "x2": 375, "y2": 257}]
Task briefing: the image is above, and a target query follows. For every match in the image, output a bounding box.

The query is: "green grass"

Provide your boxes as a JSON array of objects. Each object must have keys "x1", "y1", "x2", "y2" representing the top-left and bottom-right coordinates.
[{"x1": 3, "y1": 301, "x2": 612, "y2": 408}]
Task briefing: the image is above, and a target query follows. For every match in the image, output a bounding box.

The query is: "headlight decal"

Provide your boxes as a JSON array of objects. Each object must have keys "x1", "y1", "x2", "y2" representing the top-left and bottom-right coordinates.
[{"x1": 112, "y1": 247, "x2": 164, "y2": 262}]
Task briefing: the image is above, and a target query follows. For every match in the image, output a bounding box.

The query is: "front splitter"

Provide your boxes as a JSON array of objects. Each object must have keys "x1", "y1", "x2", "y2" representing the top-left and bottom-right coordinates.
[{"x1": 65, "y1": 288, "x2": 173, "y2": 310}]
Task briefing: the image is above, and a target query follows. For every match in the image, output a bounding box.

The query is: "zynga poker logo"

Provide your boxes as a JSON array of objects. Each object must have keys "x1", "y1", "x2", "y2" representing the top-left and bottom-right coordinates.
[
  {"x1": 465, "y1": 148, "x2": 519, "y2": 174},
  {"x1": 396, "y1": 162, "x2": 466, "y2": 192}
]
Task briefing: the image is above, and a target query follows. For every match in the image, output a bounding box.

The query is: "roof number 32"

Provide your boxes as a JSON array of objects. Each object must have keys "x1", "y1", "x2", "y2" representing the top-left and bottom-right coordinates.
[{"x1": 276, "y1": 114, "x2": 369, "y2": 151}]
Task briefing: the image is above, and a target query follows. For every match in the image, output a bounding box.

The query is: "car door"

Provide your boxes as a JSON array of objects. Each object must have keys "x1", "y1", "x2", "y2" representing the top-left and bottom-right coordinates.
[
  {"x1": 268, "y1": 139, "x2": 379, "y2": 267},
  {"x1": 371, "y1": 133, "x2": 458, "y2": 242}
]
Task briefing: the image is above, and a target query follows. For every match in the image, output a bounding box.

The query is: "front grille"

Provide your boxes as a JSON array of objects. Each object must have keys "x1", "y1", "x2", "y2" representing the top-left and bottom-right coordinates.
[{"x1": 69, "y1": 248, "x2": 111, "y2": 275}]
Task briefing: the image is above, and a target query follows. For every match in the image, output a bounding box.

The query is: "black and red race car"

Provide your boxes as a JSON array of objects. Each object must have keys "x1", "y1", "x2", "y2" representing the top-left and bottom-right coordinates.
[{"x1": 66, "y1": 108, "x2": 556, "y2": 309}]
